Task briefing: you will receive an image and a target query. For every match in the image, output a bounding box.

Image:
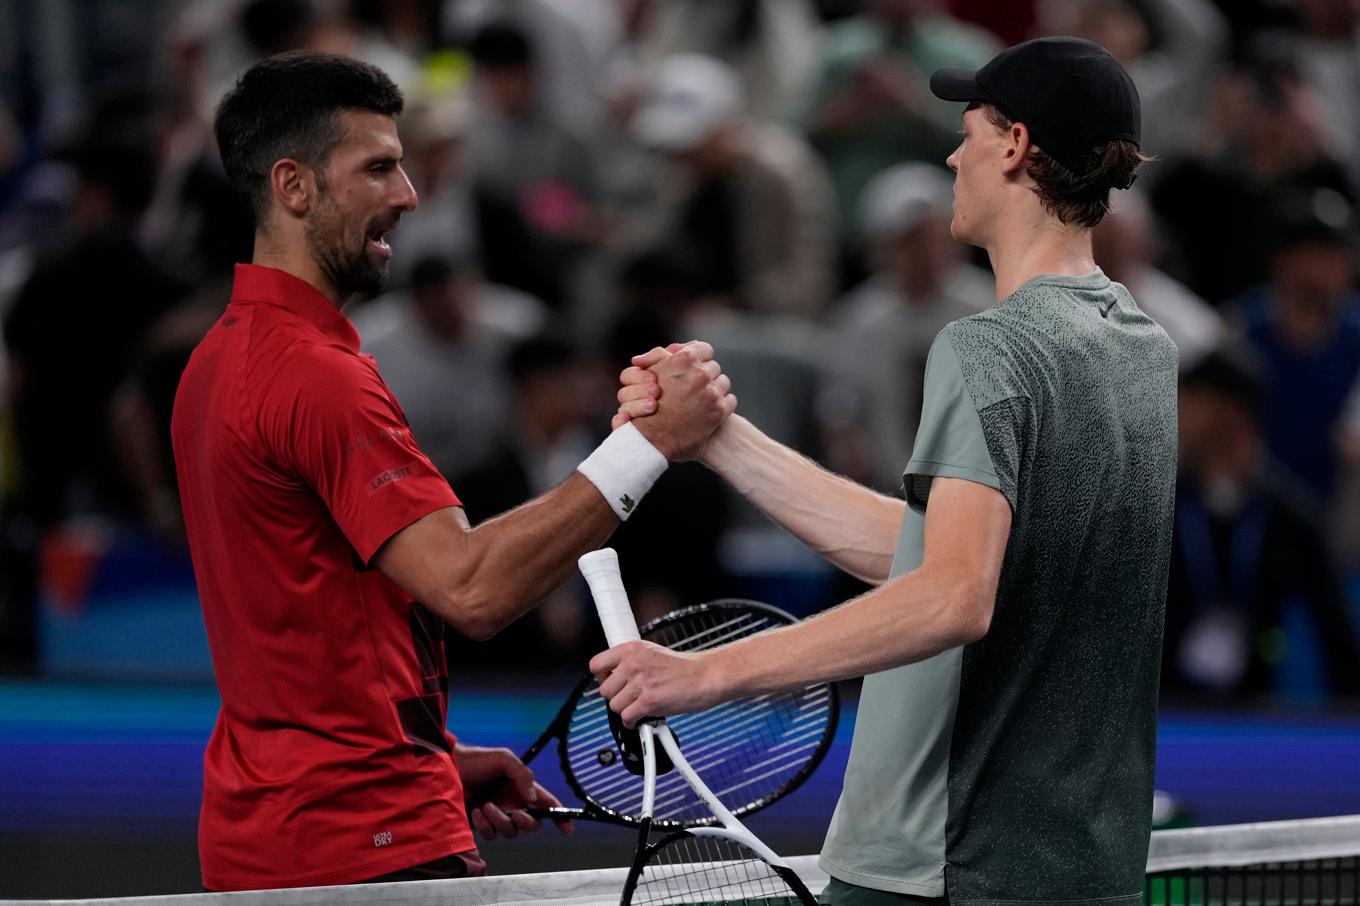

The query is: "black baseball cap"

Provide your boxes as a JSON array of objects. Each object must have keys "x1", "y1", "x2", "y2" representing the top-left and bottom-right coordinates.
[{"x1": 930, "y1": 37, "x2": 1141, "y2": 177}]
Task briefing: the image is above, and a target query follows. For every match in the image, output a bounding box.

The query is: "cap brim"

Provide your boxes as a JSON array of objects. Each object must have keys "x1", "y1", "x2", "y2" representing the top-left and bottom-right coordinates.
[{"x1": 929, "y1": 69, "x2": 986, "y2": 103}]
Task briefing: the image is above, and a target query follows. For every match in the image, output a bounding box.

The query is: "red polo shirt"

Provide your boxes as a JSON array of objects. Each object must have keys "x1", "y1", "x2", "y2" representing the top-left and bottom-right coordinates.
[{"x1": 172, "y1": 264, "x2": 475, "y2": 891}]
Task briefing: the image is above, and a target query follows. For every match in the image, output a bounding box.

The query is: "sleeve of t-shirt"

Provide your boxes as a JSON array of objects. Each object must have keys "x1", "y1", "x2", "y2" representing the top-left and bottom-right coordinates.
[
  {"x1": 260, "y1": 346, "x2": 461, "y2": 563},
  {"x1": 903, "y1": 330, "x2": 1007, "y2": 513}
]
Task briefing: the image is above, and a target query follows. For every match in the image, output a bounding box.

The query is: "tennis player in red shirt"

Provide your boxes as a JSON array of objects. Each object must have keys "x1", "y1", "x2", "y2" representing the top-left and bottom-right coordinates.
[{"x1": 171, "y1": 52, "x2": 735, "y2": 892}]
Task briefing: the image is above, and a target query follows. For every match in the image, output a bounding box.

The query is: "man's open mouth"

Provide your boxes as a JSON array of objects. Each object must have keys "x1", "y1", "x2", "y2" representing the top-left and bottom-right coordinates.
[{"x1": 367, "y1": 223, "x2": 396, "y2": 256}]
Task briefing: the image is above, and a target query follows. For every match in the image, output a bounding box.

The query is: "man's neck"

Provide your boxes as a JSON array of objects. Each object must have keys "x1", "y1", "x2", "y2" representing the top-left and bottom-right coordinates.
[
  {"x1": 984, "y1": 210, "x2": 1098, "y2": 302},
  {"x1": 251, "y1": 233, "x2": 347, "y2": 309}
]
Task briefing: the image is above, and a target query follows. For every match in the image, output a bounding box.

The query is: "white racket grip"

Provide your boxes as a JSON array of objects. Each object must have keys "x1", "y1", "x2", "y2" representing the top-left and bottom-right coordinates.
[{"x1": 578, "y1": 548, "x2": 642, "y2": 646}]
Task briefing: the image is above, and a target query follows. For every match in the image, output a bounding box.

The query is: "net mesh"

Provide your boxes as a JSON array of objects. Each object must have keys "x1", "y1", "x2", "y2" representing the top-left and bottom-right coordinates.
[
  {"x1": 1145, "y1": 816, "x2": 1360, "y2": 905},
  {"x1": 562, "y1": 602, "x2": 835, "y2": 826},
  {"x1": 1145, "y1": 861, "x2": 1360, "y2": 905}
]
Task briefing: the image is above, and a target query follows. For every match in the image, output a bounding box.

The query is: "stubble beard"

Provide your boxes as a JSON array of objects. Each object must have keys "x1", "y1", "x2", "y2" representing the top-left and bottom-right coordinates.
[{"x1": 305, "y1": 196, "x2": 390, "y2": 301}]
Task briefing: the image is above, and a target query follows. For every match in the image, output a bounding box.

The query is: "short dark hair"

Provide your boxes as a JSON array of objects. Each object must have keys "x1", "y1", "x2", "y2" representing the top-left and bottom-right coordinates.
[
  {"x1": 214, "y1": 51, "x2": 404, "y2": 223},
  {"x1": 978, "y1": 102, "x2": 1151, "y2": 229}
]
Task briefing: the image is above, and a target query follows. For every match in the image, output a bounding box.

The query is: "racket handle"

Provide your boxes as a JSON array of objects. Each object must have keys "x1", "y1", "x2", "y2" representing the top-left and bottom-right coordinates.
[{"x1": 579, "y1": 548, "x2": 642, "y2": 646}]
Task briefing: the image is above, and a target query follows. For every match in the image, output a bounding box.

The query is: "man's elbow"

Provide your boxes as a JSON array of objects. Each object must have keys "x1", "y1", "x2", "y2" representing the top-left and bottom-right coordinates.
[
  {"x1": 947, "y1": 582, "x2": 995, "y2": 647},
  {"x1": 427, "y1": 588, "x2": 504, "y2": 642}
]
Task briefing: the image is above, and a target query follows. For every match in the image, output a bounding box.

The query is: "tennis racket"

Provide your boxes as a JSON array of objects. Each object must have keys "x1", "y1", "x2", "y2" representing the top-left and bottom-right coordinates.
[
  {"x1": 579, "y1": 547, "x2": 820, "y2": 906},
  {"x1": 520, "y1": 591, "x2": 838, "y2": 832}
]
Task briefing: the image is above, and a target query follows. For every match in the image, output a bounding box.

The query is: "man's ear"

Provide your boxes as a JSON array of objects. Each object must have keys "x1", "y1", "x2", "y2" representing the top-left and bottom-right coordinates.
[
  {"x1": 1001, "y1": 121, "x2": 1031, "y2": 177},
  {"x1": 269, "y1": 158, "x2": 315, "y2": 217}
]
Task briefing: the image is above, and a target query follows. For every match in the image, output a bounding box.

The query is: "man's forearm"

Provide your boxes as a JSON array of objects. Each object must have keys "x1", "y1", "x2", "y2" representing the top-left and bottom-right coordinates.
[
  {"x1": 707, "y1": 565, "x2": 988, "y2": 698},
  {"x1": 451, "y1": 474, "x2": 620, "y2": 637},
  {"x1": 590, "y1": 476, "x2": 1010, "y2": 725},
  {"x1": 703, "y1": 415, "x2": 904, "y2": 584},
  {"x1": 383, "y1": 340, "x2": 737, "y2": 639}
]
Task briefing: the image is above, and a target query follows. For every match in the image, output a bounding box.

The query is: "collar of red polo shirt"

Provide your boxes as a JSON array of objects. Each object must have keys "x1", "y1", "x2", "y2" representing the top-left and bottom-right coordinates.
[{"x1": 231, "y1": 263, "x2": 361, "y2": 351}]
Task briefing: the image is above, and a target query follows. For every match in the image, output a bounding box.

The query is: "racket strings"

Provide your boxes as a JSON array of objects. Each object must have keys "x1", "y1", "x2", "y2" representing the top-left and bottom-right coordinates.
[
  {"x1": 567, "y1": 685, "x2": 829, "y2": 822},
  {"x1": 562, "y1": 603, "x2": 836, "y2": 825},
  {"x1": 633, "y1": 834, "x2": 806, "y2": 906}
]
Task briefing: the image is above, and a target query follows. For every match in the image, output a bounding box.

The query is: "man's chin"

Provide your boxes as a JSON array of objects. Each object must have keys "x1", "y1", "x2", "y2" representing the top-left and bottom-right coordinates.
[
  {"x1": 949, "y1": 218, "x2": 977, "y2": 248},
  {"x1": 336, "y1": 265, "x2": 389, "y2": 300},
  {"x1": 357, "y1": 255, "x2": 392, "y2": 293}
]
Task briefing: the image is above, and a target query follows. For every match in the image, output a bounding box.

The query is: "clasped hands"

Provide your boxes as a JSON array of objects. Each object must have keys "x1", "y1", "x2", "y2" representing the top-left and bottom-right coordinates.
[{"x1": 611, "y1": 341, "x2": 737, "y2": 461}]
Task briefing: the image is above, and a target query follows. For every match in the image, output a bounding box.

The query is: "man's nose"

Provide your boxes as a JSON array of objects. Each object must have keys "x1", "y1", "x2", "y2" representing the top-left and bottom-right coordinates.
[{"x1": 393, "y1": 166, "x2": 418, "y2": 212}]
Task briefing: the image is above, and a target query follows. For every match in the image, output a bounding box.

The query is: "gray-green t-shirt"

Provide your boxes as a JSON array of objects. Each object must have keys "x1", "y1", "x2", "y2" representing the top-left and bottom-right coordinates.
[{"x1": 820, "y1": 271, "x2": 1178, "y2": 905}]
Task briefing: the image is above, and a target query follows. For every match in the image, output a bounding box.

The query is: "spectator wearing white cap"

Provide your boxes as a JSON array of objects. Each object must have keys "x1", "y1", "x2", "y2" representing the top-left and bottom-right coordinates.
[
  {"x1": 631, "y1": 53, "x2": 835, "y2": 320},
  {"x1": 823, "y1": 162, "x2": 991, "y2": 491}
]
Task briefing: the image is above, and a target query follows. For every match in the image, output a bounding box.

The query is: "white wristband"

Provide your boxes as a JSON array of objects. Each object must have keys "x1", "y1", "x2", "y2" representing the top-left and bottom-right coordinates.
[{"x1": 577, "y1": 422, "x2": 668, "y2": 521}]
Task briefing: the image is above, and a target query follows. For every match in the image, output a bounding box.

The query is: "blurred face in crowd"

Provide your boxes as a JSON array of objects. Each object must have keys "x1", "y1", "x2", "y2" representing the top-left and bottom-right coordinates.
[
  {"x1": 1270, "y1": 239, "x2": 1358, "y2": 350},
  {"x1": 1040, "y1": 0, "x2": 1149, "y2": 65},
  {"x1": 876, "y1": 214, "x2": 961, "y2": 297},
  {"x1": 303, "y1": 110, "x2": 418, "y2": 298},
  {"x1": 409, "y1": 134, "x2": 468, "y2": 195},
  {"x1": 1178, "y1": 386, "x2": 1261, "y2": 490},
  {"x1": 1274, "y1": 241, "x2": 1356, "y2": 306},
  {"x1": 945, "y1": 107, "x2": 1008, "y2": 248},
  {"x1": 479, "y1": 63, "x2": 537, "y2": 116},
  {"x1": 411, "y1": 268, "x2": 478, "y2": 343},
  {"x1": 401, "y1": 97, "x2": 473, "y2": 193}
]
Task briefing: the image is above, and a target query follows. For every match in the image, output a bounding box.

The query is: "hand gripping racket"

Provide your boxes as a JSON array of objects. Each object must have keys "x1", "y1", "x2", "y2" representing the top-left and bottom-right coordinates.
[
  {"x1": 519, "y1": 592, "x2": 838, "y2": 833},
  {"x1": 578, "y1": 547, "x2": 820, "y2": 906}
]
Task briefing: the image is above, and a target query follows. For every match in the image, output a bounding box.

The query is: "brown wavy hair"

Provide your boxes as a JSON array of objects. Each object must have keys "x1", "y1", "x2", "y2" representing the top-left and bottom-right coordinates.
[{"x1": 977, "y1": 103, "x2": 1152, "y2": 228}]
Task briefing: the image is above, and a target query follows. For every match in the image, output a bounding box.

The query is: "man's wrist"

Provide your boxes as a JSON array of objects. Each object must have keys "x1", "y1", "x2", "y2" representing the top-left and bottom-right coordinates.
[
  {"x1": 703, "y1": 643, "x2": 745, "y2": 706},
  {"x1": 577, "y1": 422, "x2": 669, "y2": 521},
  {"x1": 631, "y1": 418, "x2": 674, "y2": 461},
  {"x1": 699, "y1": 414, "x2": 748, "y2": 476}
]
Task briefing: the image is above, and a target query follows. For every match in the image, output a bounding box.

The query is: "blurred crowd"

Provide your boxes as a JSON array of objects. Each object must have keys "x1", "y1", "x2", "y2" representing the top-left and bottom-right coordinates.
[{"x1": 1, "y1": 0, "x2": 1360, "y2": 705}]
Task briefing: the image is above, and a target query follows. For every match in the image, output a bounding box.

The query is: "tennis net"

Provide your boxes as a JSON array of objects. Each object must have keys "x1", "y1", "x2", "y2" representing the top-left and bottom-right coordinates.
[
  {"x1": 1146, "y1": 815, "x2": 1360, "y2": 904},
  {"x1": 4, "y1": 817, "x2": 1359, "y2": 905}
]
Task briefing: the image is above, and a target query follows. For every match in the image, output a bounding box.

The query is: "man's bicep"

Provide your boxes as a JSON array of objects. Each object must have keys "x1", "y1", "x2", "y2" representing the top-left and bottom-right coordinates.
[
  {"x1": 371, "y1": 505, "x2": 476, "y2": 623},
  {"x1": 920, "y1": 477, "x2": 1012, "y2": 611}
]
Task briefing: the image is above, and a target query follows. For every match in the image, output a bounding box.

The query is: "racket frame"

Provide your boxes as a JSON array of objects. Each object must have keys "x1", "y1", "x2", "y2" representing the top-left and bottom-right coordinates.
[
  {"x1": 519, "y1": 599, "x2": 839, "y2": 830},
  {"x1": 616, "y1": 652, "x2": 817, "y2": 905}
]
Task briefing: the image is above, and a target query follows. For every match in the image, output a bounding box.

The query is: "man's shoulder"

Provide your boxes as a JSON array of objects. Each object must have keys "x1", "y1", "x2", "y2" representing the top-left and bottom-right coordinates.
[
  {"x1": 932, "y1": 310, "x2": 1047, "y2": 412},
  {"x1": 936, "y1": 308, "x2": 1022, "y2": 363},
  {"x1": 219, "y1": 307, "x2": 375, "y2": 411}
]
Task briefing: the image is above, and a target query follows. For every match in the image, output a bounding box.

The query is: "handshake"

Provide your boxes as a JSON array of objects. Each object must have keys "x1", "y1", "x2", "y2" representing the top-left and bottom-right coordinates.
[{"x1": 609, "y1": 341, "x2": 738, "y2": 463}]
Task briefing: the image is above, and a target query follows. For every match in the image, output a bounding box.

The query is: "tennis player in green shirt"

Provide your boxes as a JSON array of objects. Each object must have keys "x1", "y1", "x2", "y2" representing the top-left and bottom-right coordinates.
[{"x1": 597, "y1": 37, "x2": 1177, "y2": 906}]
